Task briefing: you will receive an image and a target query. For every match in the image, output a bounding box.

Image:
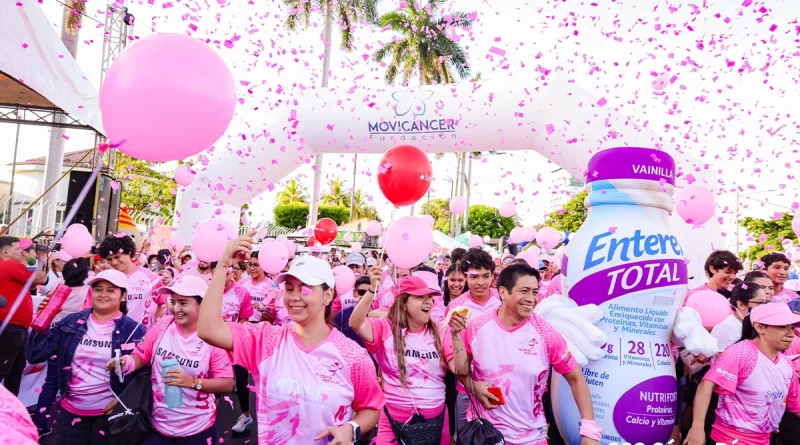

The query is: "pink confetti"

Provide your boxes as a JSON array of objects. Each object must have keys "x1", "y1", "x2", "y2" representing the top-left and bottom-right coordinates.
[
  {"x1": 162, "y1": 2, "x2": 173, "y2": 8},
  {"x1": 596, "y1": 97, "x2": 607, "y2": 107},
  {"x1": 608, "y1": 227, "x2": 618, "y2": 234},
  {"x1": 72, "y1": 417, "x2": 82, "y2": 426},
  {"x1": 21, "y1": 43, "x2": 28, "y2": 49},
  {"x1": 489, "y1": 46, "x2": 506, "y2": 57},
  {"x1": 545, "y1": 124, "x2": 555, "y2": 135}
]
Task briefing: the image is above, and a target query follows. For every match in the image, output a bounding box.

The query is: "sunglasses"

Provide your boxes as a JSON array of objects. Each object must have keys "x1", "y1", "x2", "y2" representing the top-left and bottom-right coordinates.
[{"x1": 356, "y1": 289, "x2": 369, "y2": 296}]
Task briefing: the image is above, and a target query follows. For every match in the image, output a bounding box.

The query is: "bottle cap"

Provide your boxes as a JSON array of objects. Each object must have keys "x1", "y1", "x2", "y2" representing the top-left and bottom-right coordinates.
[{"x1": 586, "y1": 147, "x2": 675, "y2": 185}]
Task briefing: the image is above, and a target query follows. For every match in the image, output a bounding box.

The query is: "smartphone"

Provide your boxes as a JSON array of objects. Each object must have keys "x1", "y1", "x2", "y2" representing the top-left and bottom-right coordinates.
[{"x1": 488, "y1": 386, "x2": 505, "y2": 405}]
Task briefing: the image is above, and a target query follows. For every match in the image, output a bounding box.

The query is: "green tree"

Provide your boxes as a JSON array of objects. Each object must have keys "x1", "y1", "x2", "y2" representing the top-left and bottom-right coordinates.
[
  {"x1": 275, "y1": 179, "x2": 310, "y2": 205},
  {"x1": 116, "y1": 153, "x2": 176, "y2": 219},
  {"x1": 420, "y1": 198, "x2": 451, "y2": 234},
  {"x1": 321, "y1": 177, "x2": 350, "y2": 207},
  {"x1": 740, "y1": 213, "x2": 797, "y2": 261},
  {"x1": 374, "y1": 0, "x2": 473, "y2": 86},
  {"x1": 544, "y1": 190, "x2": 588, "y2": 233},
  {"x1": 351, "y1": 189, "x2": 380, "y2": 221},
  {"x1": 274, "y1": 203, "x2": 350, "y2": 229},
  {"x1": 465, "y1": 204, "x2": 517, "y2": 238}
]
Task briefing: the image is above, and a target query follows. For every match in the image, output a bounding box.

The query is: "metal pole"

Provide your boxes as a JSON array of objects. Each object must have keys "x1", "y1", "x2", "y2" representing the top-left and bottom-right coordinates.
[
  {"x1": 6, "y1": 123, "x2": 21, "y2": 225},
  {"x1": 464, "y1": 154, "x2": 473, "y2": 229},
  {"x1": 349, "y1": 153, "x2": 357, "y2": 222},
  {"x1": 735, "y1": 192, "x2": 740, "y2": 256}
]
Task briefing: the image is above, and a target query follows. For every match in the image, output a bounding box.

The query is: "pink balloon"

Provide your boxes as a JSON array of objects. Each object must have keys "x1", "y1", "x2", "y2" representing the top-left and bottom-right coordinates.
[
  {"x1": 258, "y1": 241, "x2": 289, "y2": 275},
  {"x1": 509, "y1": 227, "x2": 524, "y2": 243},
  {"x1": 192, "y1": 219, "x2": 236, "y2": 262},
  {"x1": 524, "y1": 227, "x2": 537, "y2": 242},
  {"x1": 351, "y1": 242, "x2": 362, "y2": 253},
  {"x1": 276, "y1": 235, "x2": 288, "y2": 243},
  {"x1": 167, "y1": 237, "x2": 185, "y2": 252},
  {"x1": 100, "y1": 34, "x2": 236, "y2": 162},
  {"x1": 61, "y1": 224, "x2": 93, "y2": 257},
  {"x1": 516, "y1": 250, "x2": 539, "y2": 267},
  {"x1": 422, "y1": 214, "x2": 435, "y2": 228},
  {"x1": 332, "y1": 265, "x2": 356, "y2": 295},
  {"x1": 675, "y1": 186, "x2": 716, "y2": 227},
  {"x1": 685, "y1": 290, "x2": 731, "y2": 327},
  {"x1": 450, "y1": 196, "x2": 467, "y2": 215},
  {"x1": 385, "y1": 216, "x2": 433, "y2": 269},
  {"x1": 529, "y1": 246, "x2": 541, "y2": 256},
  {"x1": 499, "y1": 201, "x2": 516, "y2": 218},
  {"x1": 793, "y1": 213, "x2": 800, "y2": 240},
  {"x1": 536, "y1": 227, "x2": 560, "y2": 250},
  {"x1": 468, "y1": 235, "x2": 483, "y2": 248},
  {"x1": 652, "y1": 73, "x2": 670, "y2": 91},
  {"x1": 343, "y1": 232, "x2": 353, "y2": 243},
  {"x1": 174, "y1": 165, "x2": 195, "y2": 187},
  {"x1": 282, "y1": 240, "x2": 297, "y2": 257},
  {"x1": 366, "y1": 220, "x2": 382, "y2": 237}
]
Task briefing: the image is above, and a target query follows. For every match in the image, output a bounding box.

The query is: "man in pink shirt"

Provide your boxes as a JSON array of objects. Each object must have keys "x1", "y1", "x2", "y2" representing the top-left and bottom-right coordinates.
[
  {"x1": 761, "y1": 252, "x2": 799, "y2": 304},
  {"x1": 97, "y1": 235, "x2": 160, "y2": 330},
  {"x1": 444, "y1": 248, "x2": 502, "y2": 433},
  {"x1": 685, "y1": 250, "x2": 743, "y2": 302},
  {"x1": 450, "y1": 263, "x2": 601, "y2": 445}
]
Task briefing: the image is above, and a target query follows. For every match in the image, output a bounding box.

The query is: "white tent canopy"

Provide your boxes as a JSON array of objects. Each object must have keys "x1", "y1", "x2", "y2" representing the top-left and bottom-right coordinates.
[{"x1": 0, "y1": 2, "x2": 102, "y2": 133}]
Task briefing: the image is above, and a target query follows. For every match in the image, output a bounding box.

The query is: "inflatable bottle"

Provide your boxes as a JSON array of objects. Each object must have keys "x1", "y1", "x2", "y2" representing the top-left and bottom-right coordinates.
[{"x1": 551, "y1": 147, "x2": 687, "y2": 445}]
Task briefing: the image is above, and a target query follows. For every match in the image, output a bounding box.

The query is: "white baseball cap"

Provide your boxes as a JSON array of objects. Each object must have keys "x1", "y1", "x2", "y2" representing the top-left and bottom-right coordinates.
[
  {"x1": 346, "y1": 253, "x2": 365, "y2": 267},
  {"x1": 275, "y1": 256, "x2": 335, "y2": 288},
  {"x1": 85, "y1": 269, "x2": 129, "y2": 289},
  {"x1": 158, "y1": 275, "x2": 208, "y2": 299}
]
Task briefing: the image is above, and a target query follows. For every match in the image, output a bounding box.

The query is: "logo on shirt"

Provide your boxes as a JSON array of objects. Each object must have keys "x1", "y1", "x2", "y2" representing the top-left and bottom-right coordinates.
[
  {"x1": 517, "y1": 337, "x2": 540, "y2": 356},
  {"x1": 314, "y1": 359, "x2": 344, "y2": 384}
]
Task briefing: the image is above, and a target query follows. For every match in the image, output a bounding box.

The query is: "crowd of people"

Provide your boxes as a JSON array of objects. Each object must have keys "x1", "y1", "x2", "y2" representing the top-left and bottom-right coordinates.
[{"x1": 0, "y1": 230, "x2": 799, "y2": 445}]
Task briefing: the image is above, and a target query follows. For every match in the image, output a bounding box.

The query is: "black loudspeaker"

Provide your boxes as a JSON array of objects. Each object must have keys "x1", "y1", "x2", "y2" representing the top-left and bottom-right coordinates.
[
  {"x1": 66, "y1": 172, "x2": 121, "y2": 240},
  {"x1": 66, "y1": 171, "x2": 96, "y2": 232}
]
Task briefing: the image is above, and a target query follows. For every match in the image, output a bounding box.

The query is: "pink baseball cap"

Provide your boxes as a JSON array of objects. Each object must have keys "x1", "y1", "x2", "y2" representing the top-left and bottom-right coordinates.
[
  {"x1": 85, "y1": 269, "x2": 129, "y2": 289},
  {"x1": 18, "y1": 238, "x2": 33, "y2": 250},
  {"x1": 411, "y1": 271, "x2": 442, "y2": 296},
  {"x1": 750, "y1": 302, "x2": 800, "y2": 326},
  {"x1": 158, "y1": 275, "x2": 208, "y2": 299},
  {"x1": 51, "y1": 250, "x2": 73, "y2": 262},
  {"x1": 395, "y1": 276, "x2": 439, "y2": 297}
]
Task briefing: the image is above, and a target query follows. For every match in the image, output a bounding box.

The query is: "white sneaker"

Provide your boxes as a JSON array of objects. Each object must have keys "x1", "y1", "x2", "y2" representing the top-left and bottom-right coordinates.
[{"x1": 232, "y1": 414, "x2": 253, "y2": 434}]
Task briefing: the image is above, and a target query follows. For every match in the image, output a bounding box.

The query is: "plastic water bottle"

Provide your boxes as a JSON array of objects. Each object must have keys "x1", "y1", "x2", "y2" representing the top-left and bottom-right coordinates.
[
  {"x1": 31, "y1": 284, "x2": 72, "y2": 332},
  {"x1": 161, "y1": 358, "x2": 184, "y2": 409},
  {"x1": 551, "y1": 147, "x2": 686, "y2": 445}
]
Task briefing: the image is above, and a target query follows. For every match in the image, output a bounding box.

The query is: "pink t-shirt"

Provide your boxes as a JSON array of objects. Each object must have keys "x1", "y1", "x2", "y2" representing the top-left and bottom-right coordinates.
[
  {"x1": 222, "y1": 284, "x2": 255, "y2": 323},
  {"x1": 453, "y1": 310, "x2": 577, "y2": 445},
  {"x1": 125, "y1": 267, "x2": 160, "y2": 329},
  {"x1": 0, "y1": 385, "x2": 38, "y2": 445},
  {"x1": 132, "y1": 318, "x2": 233, "y2": 437},
  {"x1": 241, "y1": 278, "x2": 273, "y2": 322},
  {"x1": 229, "y1": 322, "x2": 386, "y2": 445},
  {"x1": 684, "y1": 283, "x2": 713, "y2": 305},
  {"x1": 786, "y1": 328, "x2": 800, "y2": 373},
  {"x1": 773, "y1": 287, "x2": 799, "y2": 304},
  {"x1": 704, "y1": 339, "x2": 800, "y2": 444},
  {"x1": 364, "y1": 318, "x2": 450, "y2": 410},
  {"x1": 272, "y1": 288, "x2": 291, "y2": 326},
  {"x1": 375, "y1": 287, "x2": 395, "y2": 310},
  {"x1": 62, "y1": 314, "x2": 120, "y2": 416},
  {"x1": 445, "y1": 288, "x2": 501, "y2": 393}
]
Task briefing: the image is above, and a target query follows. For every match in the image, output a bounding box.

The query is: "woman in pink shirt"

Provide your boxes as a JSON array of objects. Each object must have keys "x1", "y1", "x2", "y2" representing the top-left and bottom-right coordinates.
[
  {"x1": 199, "y1": 236, "x2": 385, "y2": 445},
  {"x1": 350, "y1": 274, "x2": 467, "y2": 445},
  {"x1": 112, "y1": 275, "x2": 234, "y2": 445},
  {"x1": 451, "y1": 263, "x2": 601, "y2": 445},
  {"x1": 0, "y1": 384, "x2": 38, "y2": 445},
  {"x1": 685, "y1": 302, "x2": 800, "y2": 445}
]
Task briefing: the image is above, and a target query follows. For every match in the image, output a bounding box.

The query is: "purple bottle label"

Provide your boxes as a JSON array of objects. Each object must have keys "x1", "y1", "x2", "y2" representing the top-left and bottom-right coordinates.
[
  {"x1": 612, "y1": 375, "x2": 677, "y2": 443},
  {"x1": 586, "y1": 147, "x2": 675, "y2": 185}
]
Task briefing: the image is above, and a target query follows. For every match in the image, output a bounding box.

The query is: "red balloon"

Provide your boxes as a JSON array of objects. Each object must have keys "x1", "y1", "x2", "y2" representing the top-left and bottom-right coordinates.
[
  {"x1": 314, "y1": 218, "x2": 338, "y2": 245},
  {"x1": 377, "y1": 145, "x2": 432, "y2": 207},
  {"x1": 307, "y1": 236, "x2": 317, "y2": 246}
]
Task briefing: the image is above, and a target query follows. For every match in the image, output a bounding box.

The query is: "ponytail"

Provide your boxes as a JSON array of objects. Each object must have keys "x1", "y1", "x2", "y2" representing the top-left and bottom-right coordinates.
[{"x1": 738, "y1": 314, "x2": 758, "y2": 343}]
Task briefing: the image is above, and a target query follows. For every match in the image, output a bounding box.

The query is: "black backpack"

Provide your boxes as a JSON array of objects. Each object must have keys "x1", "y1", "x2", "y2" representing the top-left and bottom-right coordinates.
[
  {"x1": 456, "y1": 417, "x2": 505, "y2": 445},
  {"x1": 108, "y1": 369, "x2": 153, "y2": 445}
]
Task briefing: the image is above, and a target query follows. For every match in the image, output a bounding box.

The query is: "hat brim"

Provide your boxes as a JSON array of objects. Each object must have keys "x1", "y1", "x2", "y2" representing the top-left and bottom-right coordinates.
[
  {"x1": 753, "y1": 313, "x2": 800, "y2": 326},
  {"x1": 275, "y1": 271, "x2": 327, "y2": 287},
  {"x1": 85, "y1": 275, "x2": 127, "y2": 289}
]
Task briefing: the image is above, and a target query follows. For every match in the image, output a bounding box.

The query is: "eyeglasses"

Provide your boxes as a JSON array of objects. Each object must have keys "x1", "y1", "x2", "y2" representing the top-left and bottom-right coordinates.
[
  {"x1": 232, "y1": 268, "x2": 243, "y2": 272},
  {"x1": 749, "y1": 300, "x2": 769, "y2": 306},
  {"x1": 246, "y1": 263, "x2": 260, "y2": 269}
]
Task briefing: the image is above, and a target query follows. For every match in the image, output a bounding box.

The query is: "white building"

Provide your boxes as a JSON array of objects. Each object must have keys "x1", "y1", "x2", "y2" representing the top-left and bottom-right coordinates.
[
  {"x1": 545, "y1": 172, "x2": 585, "y2": 215},
  {"x1": 0, "y1": 148, "x2": 94, "y2": 236}
]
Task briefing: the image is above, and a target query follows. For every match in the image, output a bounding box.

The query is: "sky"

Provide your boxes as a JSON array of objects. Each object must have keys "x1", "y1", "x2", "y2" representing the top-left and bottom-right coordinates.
[{"x1": 2, "y1": 0, "x2": 800, "y2": 252}]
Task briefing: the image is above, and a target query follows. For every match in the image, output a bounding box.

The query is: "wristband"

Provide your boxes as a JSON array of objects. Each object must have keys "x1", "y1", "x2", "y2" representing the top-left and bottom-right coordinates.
[
  {"x1": 579, "y1": 419, "x2": 602, "y2": 441},
  {"x1": 121, "y1": 356, "x2": 136, "y2": 376}
]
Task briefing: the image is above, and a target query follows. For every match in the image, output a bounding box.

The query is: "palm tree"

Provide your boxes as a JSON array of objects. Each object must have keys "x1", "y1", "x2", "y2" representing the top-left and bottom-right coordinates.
[
  {"x1": 321, "y1": 177, "x2": 350, "y2": 207},
  {"x1": 275, "y1": 179, "x2": 310, "y2": 205},
  {"x1": 43, "y1": 1, "x2": 86, "y2": 230},
  {"x1": 282, "y1": 0, "x2": 381, "y2": 227},
  {"x1": 351, "y1": 190, "x2": 379, "y2": 221},
  {"x1": 373, "y1": 0, "x2": 473, "y2": 86}
]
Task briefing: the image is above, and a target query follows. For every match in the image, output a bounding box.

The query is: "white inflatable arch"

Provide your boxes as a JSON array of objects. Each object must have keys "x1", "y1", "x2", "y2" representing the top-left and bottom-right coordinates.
[{"x1": 174, "y1": 75, "x2": 721, "y2": 286}]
